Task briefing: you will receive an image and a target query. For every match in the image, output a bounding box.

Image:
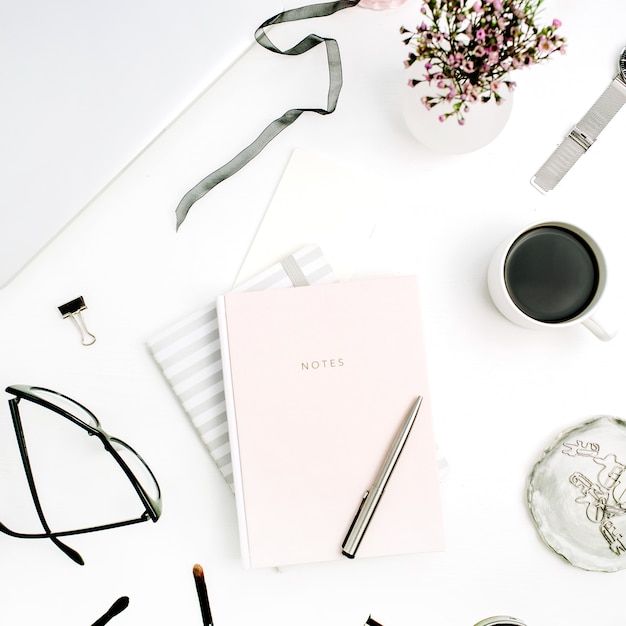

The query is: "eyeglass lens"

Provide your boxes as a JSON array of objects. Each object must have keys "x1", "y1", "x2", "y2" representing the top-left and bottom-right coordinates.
[
  {"x1": 3, "y1": 392, "x2": 154, "y2": 532},
  {"x1": 27, "y1": 386, "x2": 99, "y2": 428},
  {"x1": 25, "y1": 387, "x2": 159, "y2": 503},
  {"x1": 111, "y1": 438, "x2": 160, "y2": 502}
]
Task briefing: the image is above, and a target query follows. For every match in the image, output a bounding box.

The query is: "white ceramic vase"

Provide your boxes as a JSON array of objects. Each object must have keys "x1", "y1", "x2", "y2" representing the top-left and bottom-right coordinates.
[
  {"x1": 358, "y1": 0, "x2": 408, "y2": 9},
  {"x1": 402, "y1": 71, "x2": 514, "y2": 154}
]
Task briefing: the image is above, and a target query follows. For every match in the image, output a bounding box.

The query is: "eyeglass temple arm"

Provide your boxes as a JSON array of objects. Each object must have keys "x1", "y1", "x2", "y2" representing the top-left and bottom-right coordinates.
[{"x1": 7, "y1": 398, "x2": 85, "y2": 566}]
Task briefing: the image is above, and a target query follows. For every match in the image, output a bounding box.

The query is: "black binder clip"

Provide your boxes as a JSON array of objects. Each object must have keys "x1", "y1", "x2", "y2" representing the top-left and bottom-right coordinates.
[{"x1": 58, "y1": 296, "x2": 96, "y2": 346}]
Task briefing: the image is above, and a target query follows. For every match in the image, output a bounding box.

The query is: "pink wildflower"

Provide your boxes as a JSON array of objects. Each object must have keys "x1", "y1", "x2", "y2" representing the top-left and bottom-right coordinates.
[
  {"x1": 400, "y1": 0, "x2": 567, "y2": 125},
  {"x1": 488, "y1": 50, "x2": 499, "y2": 65},
  {"x1": 446, "y1": 86, "x2": 458, "y2": 101},
  {"x1": 538, "y1": 36, "x2": 553, "y2": 53}
]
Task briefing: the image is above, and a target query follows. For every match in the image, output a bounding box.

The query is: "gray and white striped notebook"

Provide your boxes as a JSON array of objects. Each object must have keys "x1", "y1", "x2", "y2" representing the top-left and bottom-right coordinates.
[{"x1": 147, "y1": 245, "x2": 336, "y2": 489}]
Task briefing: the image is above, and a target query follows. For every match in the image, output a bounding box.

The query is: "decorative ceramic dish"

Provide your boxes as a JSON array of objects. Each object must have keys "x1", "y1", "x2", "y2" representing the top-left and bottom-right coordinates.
[{"x1": 528, "y1": 416, "x2": 626, "y2": 572}]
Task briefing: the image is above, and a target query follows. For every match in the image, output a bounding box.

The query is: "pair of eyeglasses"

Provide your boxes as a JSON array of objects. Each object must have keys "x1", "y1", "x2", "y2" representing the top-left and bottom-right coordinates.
[{"x1": 0, "y1": 384, "x2": 162, "y2": 565}]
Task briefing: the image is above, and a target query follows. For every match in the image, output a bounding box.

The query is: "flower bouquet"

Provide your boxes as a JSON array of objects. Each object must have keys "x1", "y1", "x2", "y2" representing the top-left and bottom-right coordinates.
[{"x1": 401, "y1": 0, "x2": 566, "y2": 124}]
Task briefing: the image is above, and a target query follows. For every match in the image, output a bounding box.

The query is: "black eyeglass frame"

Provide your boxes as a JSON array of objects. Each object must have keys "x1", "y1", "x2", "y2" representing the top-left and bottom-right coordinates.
[{"x1": 0, "y1": 384, "x2": 162, "y2": 565}]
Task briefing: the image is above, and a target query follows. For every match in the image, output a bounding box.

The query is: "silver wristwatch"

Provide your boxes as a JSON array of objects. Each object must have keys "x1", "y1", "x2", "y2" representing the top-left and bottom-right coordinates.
[{"x1": 531, "y1": 46, "x2": 626, "y2": 193}]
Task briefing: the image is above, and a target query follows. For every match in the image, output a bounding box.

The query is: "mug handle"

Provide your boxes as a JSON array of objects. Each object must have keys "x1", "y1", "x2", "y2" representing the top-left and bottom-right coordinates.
[{"x1": 582, "y1": 313, "x2": 619, "y2": 342}]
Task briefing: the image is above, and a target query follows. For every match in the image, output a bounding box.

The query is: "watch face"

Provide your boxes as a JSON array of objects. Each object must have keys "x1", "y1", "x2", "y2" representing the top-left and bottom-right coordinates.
[{"x1": 620, "y1": 47, "x2": 626, "y2": 81}]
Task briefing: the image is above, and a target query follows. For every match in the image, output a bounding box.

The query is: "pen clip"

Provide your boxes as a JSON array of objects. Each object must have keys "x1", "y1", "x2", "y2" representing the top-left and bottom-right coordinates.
[{"x1": 341, "y1": 490, "x2": 369, "y2": 558}]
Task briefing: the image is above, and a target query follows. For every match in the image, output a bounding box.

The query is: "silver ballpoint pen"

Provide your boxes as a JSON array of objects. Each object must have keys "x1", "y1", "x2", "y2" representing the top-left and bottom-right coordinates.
[{"x1": 341, "y1": 395, "x2": 423, "y2": 559}]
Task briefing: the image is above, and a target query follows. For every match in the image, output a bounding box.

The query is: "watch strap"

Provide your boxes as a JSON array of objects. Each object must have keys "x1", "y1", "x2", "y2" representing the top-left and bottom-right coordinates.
[{"x1": 532, "y1": 76, "x2": 626, "y2": 193}]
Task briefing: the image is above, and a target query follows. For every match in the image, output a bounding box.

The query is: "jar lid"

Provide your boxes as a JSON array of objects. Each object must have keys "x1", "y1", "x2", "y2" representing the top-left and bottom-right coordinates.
[{"x1": 474, "y1": 617, "x2": 526, "y2": 626}]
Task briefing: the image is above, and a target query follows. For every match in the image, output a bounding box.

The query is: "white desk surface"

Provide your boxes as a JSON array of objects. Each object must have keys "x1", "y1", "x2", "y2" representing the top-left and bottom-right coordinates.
[{"x1": 1, "y1": 1, "x2": 626, "y2": 624}]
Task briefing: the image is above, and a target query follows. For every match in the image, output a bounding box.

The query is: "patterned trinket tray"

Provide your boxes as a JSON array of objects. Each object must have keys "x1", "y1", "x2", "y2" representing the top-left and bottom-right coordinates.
[{"x1": 528, "y1": 415, "x2": 626, "y2": 572}]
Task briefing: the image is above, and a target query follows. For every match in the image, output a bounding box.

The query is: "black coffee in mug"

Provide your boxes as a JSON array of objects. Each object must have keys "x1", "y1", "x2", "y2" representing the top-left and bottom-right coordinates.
[{"x1": 504, "y1": 226, "x2": 600, "y2": 323}]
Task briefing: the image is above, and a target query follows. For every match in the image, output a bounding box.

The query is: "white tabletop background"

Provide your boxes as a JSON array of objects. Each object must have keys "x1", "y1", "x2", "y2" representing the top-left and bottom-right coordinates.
[{"x1": 1, "y1": 1, "x2": 626, "y2": 624}]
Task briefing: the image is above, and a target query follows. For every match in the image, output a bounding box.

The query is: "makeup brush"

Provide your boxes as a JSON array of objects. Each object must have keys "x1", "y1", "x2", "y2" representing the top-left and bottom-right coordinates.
[
  {"x1": 192, "y1": 563, "x2": 214, "y2": 626},
  {"x1": 90, "y1": 596, "x2": 130, "y2": 626}
]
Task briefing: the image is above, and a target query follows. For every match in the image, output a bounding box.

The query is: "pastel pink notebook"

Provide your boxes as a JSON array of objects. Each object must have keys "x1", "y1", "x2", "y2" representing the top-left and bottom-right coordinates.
[{"x1": 217, "y1": 276, "x2": 444, "y2": 568}]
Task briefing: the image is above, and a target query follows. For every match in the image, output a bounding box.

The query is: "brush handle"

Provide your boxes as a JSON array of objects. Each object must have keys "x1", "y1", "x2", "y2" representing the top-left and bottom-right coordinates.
[
  {"x1": 193, "y1": 564, "x2": 214, "y2": 626},
  {"x1": 90, "y1": 596, "x2": 129, "y2": 626}
]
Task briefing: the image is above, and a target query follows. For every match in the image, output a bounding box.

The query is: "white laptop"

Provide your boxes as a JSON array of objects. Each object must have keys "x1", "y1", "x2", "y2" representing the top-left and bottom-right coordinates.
[{"x1": 0, "y1": 0, "x2": 283, "y2": 288}]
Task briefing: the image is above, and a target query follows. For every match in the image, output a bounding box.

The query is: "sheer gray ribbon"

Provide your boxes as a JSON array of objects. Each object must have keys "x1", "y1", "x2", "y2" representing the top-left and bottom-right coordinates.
[{"x1": 175, "y1": 0, "x2": 361, "y2": 230}]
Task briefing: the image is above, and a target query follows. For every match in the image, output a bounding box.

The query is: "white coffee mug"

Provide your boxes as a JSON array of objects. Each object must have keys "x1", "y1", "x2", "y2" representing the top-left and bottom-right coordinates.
[{"x1": 487, "y1": 221, "x2": 618, "y2": 341}]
